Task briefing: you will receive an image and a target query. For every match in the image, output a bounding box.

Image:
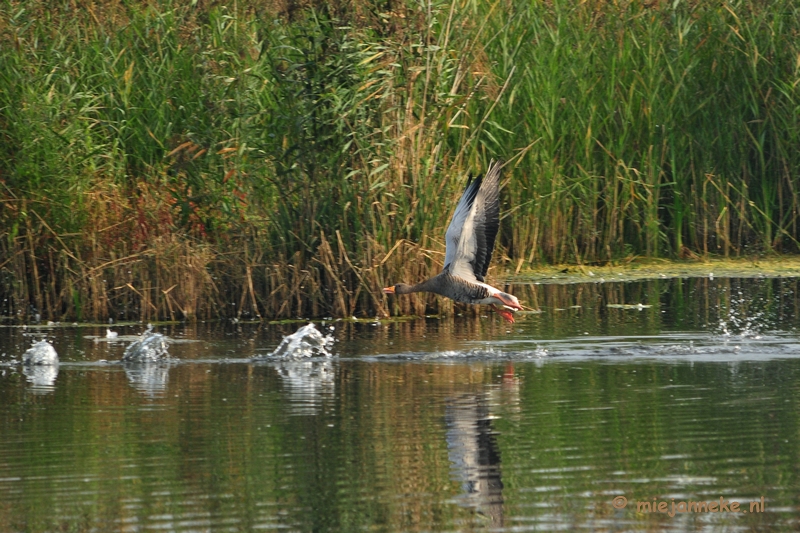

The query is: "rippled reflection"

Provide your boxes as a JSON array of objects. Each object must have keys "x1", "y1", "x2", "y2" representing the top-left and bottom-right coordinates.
[
  {"x1": 274, "y1": 359, "x2": 336, "y2": 415},
  {"x1": 446, "y1": 393, "x2": 504, "y2": 526},
  {"x1": 123, "y1": 362, "x2": 170, "y2": 397},
  {"x1": 0, "y1": 277, "x2": 798, "y2": 532},
  {"x1": 22, "y1": 363, "x2": 59, "y2": 393}
]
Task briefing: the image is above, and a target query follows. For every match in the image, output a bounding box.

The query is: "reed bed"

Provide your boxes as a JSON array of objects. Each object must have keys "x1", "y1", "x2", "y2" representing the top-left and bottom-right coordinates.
[{"x1": 1, "y1": 0, "x2": 799, "y2": 322}]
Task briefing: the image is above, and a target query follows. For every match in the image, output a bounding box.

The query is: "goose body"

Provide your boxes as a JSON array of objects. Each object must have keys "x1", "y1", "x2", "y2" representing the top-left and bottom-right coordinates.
[{"x1": 383, "y1": 159, "x2": 521, "y2": 323}]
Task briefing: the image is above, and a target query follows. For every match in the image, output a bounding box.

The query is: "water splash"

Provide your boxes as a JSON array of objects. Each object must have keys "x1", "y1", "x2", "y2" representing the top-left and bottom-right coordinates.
[
  {"x1": 529, "y1": 347, "x2": 549, "y2": 358},
  {"x1": 716, "y1": 288, "x2": 767, "y2": 340},
  {"x1": 23, "y1": 340, "x2": 58, "y2": 365},
  {"x1": 263, "y1": 323, "x2": 335, "y2": 359},
  {"x1": 371, "y1": 345, "x2": 550, "y2": 362},
  {"x1": 122, "y1": 325, "x2": 170, "y2": 362}
]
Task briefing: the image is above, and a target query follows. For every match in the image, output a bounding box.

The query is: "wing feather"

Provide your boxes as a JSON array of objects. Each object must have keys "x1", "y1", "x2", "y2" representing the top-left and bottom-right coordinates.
[{"x1": 443, "y1": 159, "x2": 504, "y2": 282}]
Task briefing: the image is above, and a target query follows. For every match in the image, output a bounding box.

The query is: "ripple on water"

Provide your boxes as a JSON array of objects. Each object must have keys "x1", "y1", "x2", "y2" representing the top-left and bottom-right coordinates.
[{"x1": 1, "y1": 277, "x2": 799, "y2": 531}]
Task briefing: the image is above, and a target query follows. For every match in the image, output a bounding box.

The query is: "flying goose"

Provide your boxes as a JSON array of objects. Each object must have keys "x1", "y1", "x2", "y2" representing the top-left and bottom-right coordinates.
[{"x1": 383, "y1": 159, "x2": 521, "y2": 323}]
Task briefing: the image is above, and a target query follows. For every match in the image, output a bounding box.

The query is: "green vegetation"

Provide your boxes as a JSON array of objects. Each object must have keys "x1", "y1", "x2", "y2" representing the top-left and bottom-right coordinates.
[{"x1": 2, "y1": 0, "x2": 800, "y2": 321}]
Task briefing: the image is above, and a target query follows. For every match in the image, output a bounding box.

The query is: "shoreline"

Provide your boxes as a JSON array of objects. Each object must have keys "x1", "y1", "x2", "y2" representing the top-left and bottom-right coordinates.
[{"x1": 506, "y1": 256, "x2": 800, "y2": 285}]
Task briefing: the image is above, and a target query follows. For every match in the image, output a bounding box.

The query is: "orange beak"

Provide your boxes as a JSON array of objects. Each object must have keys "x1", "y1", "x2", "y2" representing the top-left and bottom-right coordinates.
[
  {"x1": 382, "y1": 286, "x2": 395, "y2": 294},
  {"x1": 497, "y1": 294, "x2": 522, "y2": 311}
]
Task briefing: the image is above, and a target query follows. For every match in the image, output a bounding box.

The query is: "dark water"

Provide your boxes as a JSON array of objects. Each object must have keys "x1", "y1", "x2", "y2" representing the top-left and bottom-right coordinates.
[{"x1": 1, "y1": 277, "x2": 800, "y2": 532}]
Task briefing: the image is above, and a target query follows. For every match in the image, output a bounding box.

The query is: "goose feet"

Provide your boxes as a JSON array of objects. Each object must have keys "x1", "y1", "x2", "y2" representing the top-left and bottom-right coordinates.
[{"x1": 491, "y1": 304, "x2": 516, "y2": 324}]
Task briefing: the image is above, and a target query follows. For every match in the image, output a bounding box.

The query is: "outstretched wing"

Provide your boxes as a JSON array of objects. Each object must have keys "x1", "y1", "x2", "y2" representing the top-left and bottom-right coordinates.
[{"x1": 443, "y1": 159, "x2": 503, "y2": 282}]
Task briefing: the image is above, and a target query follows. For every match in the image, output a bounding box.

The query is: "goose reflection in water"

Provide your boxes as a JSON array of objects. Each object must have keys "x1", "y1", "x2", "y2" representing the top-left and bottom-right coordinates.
[
  {"x1": 446, "y1": 392, "x2": 505, "y2": 527},
  {"x1": 445, "y1": 363, "x2": 520, "y2": 527}
]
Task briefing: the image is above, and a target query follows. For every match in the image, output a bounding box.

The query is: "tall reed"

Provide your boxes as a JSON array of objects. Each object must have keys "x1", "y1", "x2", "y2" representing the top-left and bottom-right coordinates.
[
  {"x1": 487, "y1": 0, "x2": 800, "y2": 263},
  {"x1": 1, "y1": 0, "x2": 800, "y2": 322}
]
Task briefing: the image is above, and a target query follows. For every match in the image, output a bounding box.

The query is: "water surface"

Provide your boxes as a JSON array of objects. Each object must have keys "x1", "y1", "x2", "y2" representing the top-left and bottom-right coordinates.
[{"x1": 1, "y1": 277, "x2": 799, "y2": 531}]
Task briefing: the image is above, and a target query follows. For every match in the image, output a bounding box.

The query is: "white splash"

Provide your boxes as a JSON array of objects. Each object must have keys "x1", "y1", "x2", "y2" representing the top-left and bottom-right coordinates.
[
  {"x1": 122, "y1": 325, "x2": 170, "y2": 362},
  {"x1": 23, "y1": 340, "x2": 58, "y2": 365},
  {"x1": 267, "y1": 323, "x2": 334, "y2": 359},
  {"x1": 717, "y1": 290, "x2": 766, "y2": 340}
]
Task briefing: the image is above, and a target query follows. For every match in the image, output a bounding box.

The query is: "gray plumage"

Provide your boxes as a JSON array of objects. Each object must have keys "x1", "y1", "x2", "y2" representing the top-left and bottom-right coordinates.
[
  {"x1": 408, "y1": 271, "x2": 490, "y2": 305},
  {"x1": 443, "y1": 160, "x2": 501, "y2": 283},
  {"x1": 383, "y1": 159, "x2": 522, "y2": 322}
]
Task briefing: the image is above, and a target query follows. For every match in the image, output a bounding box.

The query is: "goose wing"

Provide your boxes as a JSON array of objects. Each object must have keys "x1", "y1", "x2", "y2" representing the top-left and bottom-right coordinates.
[{"x1": 443, "y1": 159, "x2": 503, "y2": 282}]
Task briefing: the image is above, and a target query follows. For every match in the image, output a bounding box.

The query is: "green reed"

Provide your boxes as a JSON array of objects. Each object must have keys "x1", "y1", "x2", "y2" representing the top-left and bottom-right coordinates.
[
  {"x1": 1, "y1": 0, "x2": 800, "y2": 321},
  {"x1": 487, "y1": 0, "x2": 800, "y2": 263}
]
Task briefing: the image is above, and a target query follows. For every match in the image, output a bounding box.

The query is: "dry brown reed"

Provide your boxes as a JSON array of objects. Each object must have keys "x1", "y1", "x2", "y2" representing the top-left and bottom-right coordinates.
[{"x1": 3, "y1": 0, "x2": 800, "y2": 323}]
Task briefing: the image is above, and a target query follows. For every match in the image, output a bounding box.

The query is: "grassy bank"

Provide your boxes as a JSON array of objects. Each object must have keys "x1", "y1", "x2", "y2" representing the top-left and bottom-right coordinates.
[{"x1": 1, "y1": 0, "x2": 800, "y2": 322}]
